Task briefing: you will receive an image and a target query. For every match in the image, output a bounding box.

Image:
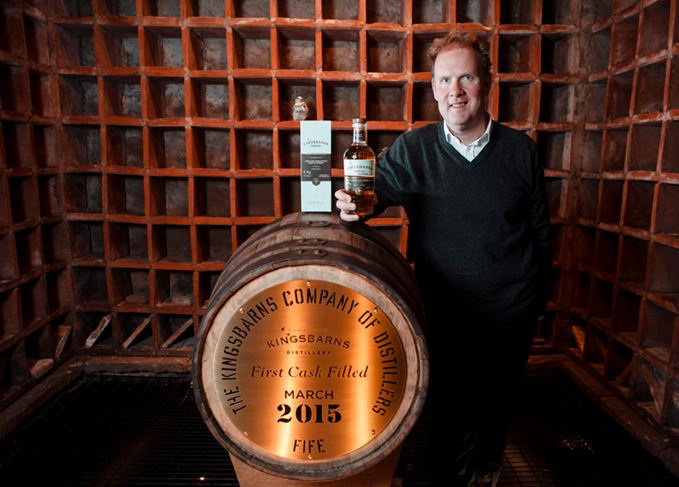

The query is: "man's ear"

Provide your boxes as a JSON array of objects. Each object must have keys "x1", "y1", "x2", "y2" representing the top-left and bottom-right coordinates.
[{"x1": 431, "y1": 76, "x2": 438, "y2": 102}]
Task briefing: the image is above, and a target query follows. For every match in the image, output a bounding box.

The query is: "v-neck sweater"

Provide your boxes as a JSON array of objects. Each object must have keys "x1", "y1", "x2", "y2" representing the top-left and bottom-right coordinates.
[{"x1": 375, "y1": 121, "x2": 552, "y2": 322}]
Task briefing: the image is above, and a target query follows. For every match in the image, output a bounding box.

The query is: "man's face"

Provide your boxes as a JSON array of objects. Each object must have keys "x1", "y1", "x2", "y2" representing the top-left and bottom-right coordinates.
[{"x1": 431, "y1": 46, "x2": 489, "y2": 139}]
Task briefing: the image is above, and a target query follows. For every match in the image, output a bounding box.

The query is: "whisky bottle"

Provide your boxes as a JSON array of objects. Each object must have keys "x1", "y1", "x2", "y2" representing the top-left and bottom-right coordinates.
[{"x1": 343, "y1": 118, "x2": 376, "y2": 217}]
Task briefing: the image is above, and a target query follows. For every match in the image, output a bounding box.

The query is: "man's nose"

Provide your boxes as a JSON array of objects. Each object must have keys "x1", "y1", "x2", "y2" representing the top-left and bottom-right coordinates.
[{"x1": 448, "y1": 79, "x2": 464, "y2": 96}]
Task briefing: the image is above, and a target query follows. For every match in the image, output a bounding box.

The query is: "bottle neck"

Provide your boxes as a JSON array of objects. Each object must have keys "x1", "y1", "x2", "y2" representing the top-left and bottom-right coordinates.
[{"x1": 352, "y1": 125, "x2": 367, "y2": 144}]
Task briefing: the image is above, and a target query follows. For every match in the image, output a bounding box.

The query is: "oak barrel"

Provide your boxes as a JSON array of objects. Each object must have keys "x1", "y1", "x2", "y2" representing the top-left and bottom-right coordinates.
[{"x1": 193, "y1": 212, "x2": 429, "y2": 481}]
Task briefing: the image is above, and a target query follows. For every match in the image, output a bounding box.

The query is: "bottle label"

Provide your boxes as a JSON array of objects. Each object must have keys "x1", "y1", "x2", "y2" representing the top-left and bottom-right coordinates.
[{"x1": 344, "y1": 159, "x2": 374, "y2": 177}]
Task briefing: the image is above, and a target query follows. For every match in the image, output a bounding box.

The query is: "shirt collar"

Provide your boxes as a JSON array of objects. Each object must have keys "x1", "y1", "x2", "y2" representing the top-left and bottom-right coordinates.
[{"x1": 443, "y1": 116, "x2": 493, "y2": 148}]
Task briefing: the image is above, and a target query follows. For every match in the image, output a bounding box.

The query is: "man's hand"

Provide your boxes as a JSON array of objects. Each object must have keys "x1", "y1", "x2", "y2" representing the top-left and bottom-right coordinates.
[{"x1": 334, "y1": 189, "x2": 360, "y2": 222}]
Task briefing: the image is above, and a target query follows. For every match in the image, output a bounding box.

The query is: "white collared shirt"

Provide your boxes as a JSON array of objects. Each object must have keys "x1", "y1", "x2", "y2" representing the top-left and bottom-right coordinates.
[{"x1": 443, "y1": 117, "x2": 493, "y2": 162}]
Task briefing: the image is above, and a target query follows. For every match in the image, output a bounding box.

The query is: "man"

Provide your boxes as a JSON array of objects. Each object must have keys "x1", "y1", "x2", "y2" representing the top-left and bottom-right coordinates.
[{"x1": 336, "y1": 32, "x2": 552, "y2": 486}]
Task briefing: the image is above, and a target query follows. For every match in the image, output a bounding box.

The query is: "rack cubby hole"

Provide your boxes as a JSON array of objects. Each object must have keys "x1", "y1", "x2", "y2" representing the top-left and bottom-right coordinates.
[
  {"x1": 0, "y1": 64, "x2": 29, "y2": 114},
  {"x1": 635, "y1": 62, "x2": 665, "y2": 115},
  {"x1": 190, "y1": 79, "x2": 228, "y2": 119},
  {"x1": 115, "y1": 313, "x2": 153, "y2": 350},
  {"x1": 39, "y1": 175, "x2": 62, "y2": 218},
  {"x1": 152, "y1": 225, "x2": 192, "y2": 262},
  {"x1": 367, "y1": 83, "x2": 406, "y2": 121},
  {"x1": 369, "y1": 130, "x2": 400, "y2": 156},
  {"x1": 98, "y1": 26, "x2": 139, "y2": 67},
  {"x1": 281, "y1": 177, "x2": 301, "y2": 214},
  {"x1": 412, "y1": 82, "x2": 438, "y2": 121},
  {"x1": 579, "y1": 179, "x2": 599, "y2": 221},
  {"x1": 322, "y1": 0, "x2": 357, "y2": 19},
  {"x1": 571, "y1": 225, "x2": 595, "y2": 267},
  {"x1": 279, "y1": 79, "x2": 315, "y2": 121},
  {"x1": 30, "y1": 71, "x2": 53, "y2": 117},
  {"x1": 601, "y1": 127, "x2": 627, "y2": 172},
  {"x1": 235, "y1": 130, "x2": 272, "y2": 170},
  {"x1": 108, "y1": 175, "x2": 145, "y2": 215},
  {"x1": 498, "y1": 34, "x2": 535, "y2": 73},
  {"x1": 591, "y1": 0, "x2": 612, "y2": 23},
  {"x1": 65, "y1": 174, "x2": 102, "y2": 213},
  {"x1": 0, "y1": 234, "x2": 18, "y2": 282},
  {"x1": 589, "y1": 28, "x2": 610, "y2": 74},
  {"x1": 580, "y1": 130, "x2": 603, "y2": 172},
  {"x1": 323, "y1": 82, "x2": 359, "y2": 121},
  {"x1": 640, "y1": 301, "x2": 675, "y2": 361},
  {"x1": 54, "y1": 25, "x2": 95, "y2": 67},
  {"x1": 9, "y1": 177, "x2": 40, "y2": 224},
  {"x1": 455, "y1": 0, "x2": 492, "y2": 23},
  {"x1": 148, "y1": 77, "x2": 185, "y2": 118},
  {"x1": 53, "y1": 0, "x2": 93, "y2": 17},
  {"x1": 569, "y1": 270, "x2": 591, "y2": 310},
  {"x1": 663, "y1": 121, "x2": 679, "y2": 173},
  {"x1": 198, "y1": 272, "x2": 220, "y2": 306},
  {"x1": 103, "y1": 76, "x2": 142, "y2": 117},
  {"x1": 109, "y1": 222, "x2": 148, "y2": 260},
  {"x1": 585, "y1": 81, "x2": 606, "y2": 123},
  {"x1": 278, "y1": 27, "x2": 315, "y2": 70},
  {"x1": 3, "y1": 123, "x2": 34, "y2": 169},
  {"x1": 70, "y1": 221, "x2": 103, "y2": 259},
  {"x1": 98, "y1": 0, "x2": 136, "y2": 16},
  {"x1": 322, "y1": 30, "x2": 359, "y2": 72},
  {"x1": 0, "y1": 289, "x2": 21, "y2": 336},
  {"x1": 59, "y1": 75, "x2": 98, "y2": 116},
  {"x1": 606, "y1": 71, "x2": 633, "y2": 120},
  {"x1": 196, "y1": 225, "x2": 231, "y2": 262},
  {"x1": 73, "y1": 266, "x2": 108, "y2": 306},
  {"x1": 158, "y1": 313, "x2": 194, "y2": 349},
  {"x1": 275, "y1": 0, "x2": 313, "y2": 18},
  {"x1": 234, "y1": 79, "x2": 272, "y2": 120},
  {"x1": 111, "y1": 270, "x2": 149, "y2": 305},
  {"x1": 20, "y1": 277, "x2": 47, "y2": 326},
  {"x1": 618, "y1": 236, "x2": 647, "y2": 283},
  {"x1": 234, "y1": 0, "x2": 269, "y2": 17},
  {"x1": 598, "y1": 180, "x2": 623, "y2": 225},
  {"x1": 612, "y1": 288, "x2": 640, "y2": 333},
  {"x1": 278, "y1": 130, "x2": 299, "y2": 169},
  {"x1": 648, "y1": 243, "x2": 679, "y2": 295},
  {"x1": 656, "y1": 183, "x2": 679, "y2": 235},
  {"x1": 539, "y1": 84, "x2": 572, "y2": 123},
  {"x1": 188, "y1": 29, "x2": 226, "y2": 70},
  {"x1": 33, "y1": 125, "x2": 59, "y2": 168},
  {"x1": 149, "y1": 127, "x2": 186, "y2": 168},
  {"x1": 156, "y1": 270, "x2": 193, "y2": 305},
  {"x1": 192, "y1": 127, "x2": 229, "y2": 169},
  {"x1": 498, "y1": 82, "x2": 533, "y2": 124},
  {"x1": 0, "y1": 4, "x2": 25, "y2": 57},
  {"x1": 143, "y1": 27, "x2": 183, "y2": 67},
  {"x1": 589, "y1": 278, "x2": 613, "y2": 319},
  {"x1": 412, "y1": 0, "x2": 445, "y2": 23},
  {"x1": 235, "y1": 224, "x2": 265, "y2": 245},
  {"x1": 623, "y1": 181, "x2": 654, "y2": 230},
  {"x1": 500, "y1": 0, "x2": 535, "y2": 24},
  {"x1": 188, "y1": 0, "x2": 224, "y2": 17},
  {"x1": 141, "y1": 0, "x2": 180, "y2": 16},
  {"x1": 232, "y1": 27, "x2": 270, "y2": 69},
  {"x1": 235, "y1": 179, "x2": 274, "y2": 217},
  {"x1": 670, "y1": 56, "x2": 679, "y2": 110},
  {"x1": 538, "y1": 131, "x2": 570, "y2": 170},
  {"x1": 412, "y1": 33, "x2": 440, "y2": 73},
  {"x1": 366, "y1": 0, "x2": 404, "y2": 23},
  {"x1": 330, "y1": 131, "x2": 352, "y2": 169},
  {"x1": 367, "y1": 31, "x2": 404, "y2": 73},
  {"x1": 63, "y1": 125, "x2": 101, "y2": 167},
  {"x1": 194, "y1": 178, "x2": 230, "y2": 216},
  {"x1": 150, "y1": 177, "x2": 188, "y2": 216},
  {"x1": 24, "y1": 325, "x2": 55, "y2": 374},
  {"x1": 629, "y1": 124, "x2": 660, "y2": 171},
  {"x1": 24, "y1": 16, "x2": 49, "y2": 65},
  {"x1": 15, "y1": 227, "x2": 43, "y2": 275},
  {"x1": 74, "y1": 312, "x2": 112, "y2": 349},
  {"x1": 107, "y1": 126, "x2": 142, "y2": 167},
  {"x1": 544, "y1": 178, "x2": 565, "y2": 220},
  {"x1": 42, "y1": 222, "x2": 70, "y2": 264},
  {"x1": 594, "y1": 230, "x2": 618, "y2": 274},
  {"x1": 542, "y1": 0, "x2": 574, "y2": 24},
  {"x1": 542, "y1": 34, "x2": 576, "y2": 75},
  {"x1": 639, "y1": 0, "x2": 670, "y2": 57},
  {"x1": 46, "y1": 269, "x2": 71, "y2": 312},
  {"x1": 612, "y1": 15, "x2": 638, "y2": 67}
]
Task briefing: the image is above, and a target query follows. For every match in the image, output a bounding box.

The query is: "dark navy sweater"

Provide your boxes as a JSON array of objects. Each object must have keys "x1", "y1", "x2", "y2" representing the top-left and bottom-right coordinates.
[{"x1": 374, "y1": 121, "x2": 552, "y2": 329}]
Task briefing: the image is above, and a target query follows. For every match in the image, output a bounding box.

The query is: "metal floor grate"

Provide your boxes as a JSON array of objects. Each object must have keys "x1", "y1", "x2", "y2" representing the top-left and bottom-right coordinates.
[{"x1": 1, "y1": 371, "x2": 678, "y2": 486}]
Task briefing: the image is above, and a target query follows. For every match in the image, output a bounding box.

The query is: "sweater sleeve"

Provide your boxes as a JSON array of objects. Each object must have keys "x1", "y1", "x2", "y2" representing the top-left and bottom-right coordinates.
[{"x1": 529, "y1": 144, "x2": 554, "y2": 313}]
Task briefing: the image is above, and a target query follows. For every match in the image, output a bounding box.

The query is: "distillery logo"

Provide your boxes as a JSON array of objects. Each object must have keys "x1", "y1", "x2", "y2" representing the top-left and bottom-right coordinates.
[
  {"x1": 266, "y1": 333, "x2": 351, "y2": 350},
  {"x1": 303, "y1": 137, "x2": 330, "y2": 150}
]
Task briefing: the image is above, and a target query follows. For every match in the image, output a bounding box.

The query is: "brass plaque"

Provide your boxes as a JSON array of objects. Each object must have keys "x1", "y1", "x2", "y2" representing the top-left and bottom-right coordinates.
[{"x1": 205, "y1": 279, "x2": 407, "y2": 461}]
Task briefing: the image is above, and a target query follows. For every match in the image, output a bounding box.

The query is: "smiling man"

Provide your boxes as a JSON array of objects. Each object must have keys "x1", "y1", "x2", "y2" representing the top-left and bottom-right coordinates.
[{"x1": 336, "y1": 32, "x2": 552, "y2": 487}]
